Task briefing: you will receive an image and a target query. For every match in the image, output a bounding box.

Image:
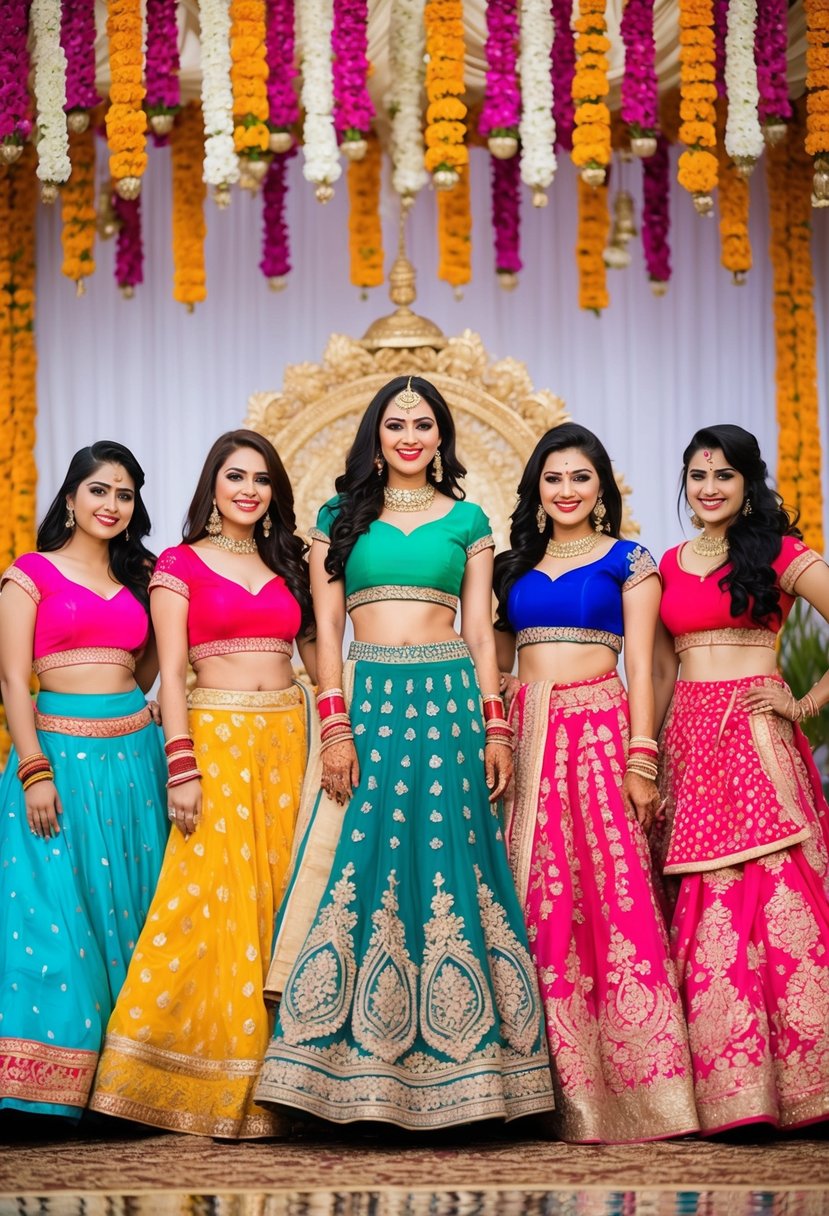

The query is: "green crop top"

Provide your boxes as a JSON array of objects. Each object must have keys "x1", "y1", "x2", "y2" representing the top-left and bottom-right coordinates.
[{"x1": 310, "y1": 496, "x2": 495, "y2": 612}]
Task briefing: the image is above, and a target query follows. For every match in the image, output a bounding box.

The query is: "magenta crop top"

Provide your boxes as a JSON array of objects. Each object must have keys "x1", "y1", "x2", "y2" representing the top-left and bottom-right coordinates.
[
  {"x1": 149, "y1": 544, "x2": 301, "y2": 663},
  {"x1": 659, "y1": 536, "x2": 823, "y2": 653},
  {"x1": 1, "y1": 551, "x2": 149, "y2": 675}
]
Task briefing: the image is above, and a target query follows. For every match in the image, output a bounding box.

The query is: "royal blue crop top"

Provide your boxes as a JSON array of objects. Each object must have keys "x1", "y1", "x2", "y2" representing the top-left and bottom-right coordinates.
[{"x1": 506, "y1": 541, "x2": 658, "y2": 653}]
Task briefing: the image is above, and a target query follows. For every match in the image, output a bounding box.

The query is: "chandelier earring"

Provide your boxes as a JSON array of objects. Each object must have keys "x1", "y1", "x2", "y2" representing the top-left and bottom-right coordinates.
[
  {"x1": 742, "y1": 497, "x2": 752, "y2": 517},
  {"x1": 689, "y1": 511, "x2": 703, "y2": 530},
  {"x1": 592, "y1": 496, "x2": 608, "y2": 534},
  {"x1": 433, "y1": 447, "x2": 444, "y2": 483},
  {"x1": 65, "y1": 504, "x2": 75, "y2": 530},
  {"x1": 206, "y1": 498, "x2": 223, "y2": 536},
  {"x1": 536, "y1": 504, "x2": 547, "y2": 533},
  {"x1": 262, "y1": 513, "x2": 272, "y2": 538},
  {"x1": 375, "y1": 452, "x2": 385, "y2": 477}
]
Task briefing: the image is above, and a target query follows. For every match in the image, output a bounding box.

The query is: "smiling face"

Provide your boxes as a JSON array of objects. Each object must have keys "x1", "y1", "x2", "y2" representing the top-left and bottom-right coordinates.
[
  {"x1": 213, "y1": 445, "x2": 273, "y2": 535},
  {"x1": 68, "y1": 462, "x2": 135, "y2": 541},
  {"x1": 685, "y1": 446, "x2": 745, "y2": 530},
  {"x1": 378, "y1": 399, "x2": 442, "y2": 485},
  {"x1": 537, "y1": 447, "x2": 601, "y2": 534}
]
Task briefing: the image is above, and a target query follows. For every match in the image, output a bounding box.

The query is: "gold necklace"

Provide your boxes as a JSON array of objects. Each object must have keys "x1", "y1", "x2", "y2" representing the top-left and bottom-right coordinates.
[
  {"x1": 383, "y1": 484, "x2": 436, "y2": 513},
  {"x1": 208, "y1": 533, "x2": 258, "y2": 555},
  {"x1": 691, "y1": 533, "x2": 729, "y2": 557},
  {"x1": 545, "y1": 533, "x2": 599, "y2": 558}
]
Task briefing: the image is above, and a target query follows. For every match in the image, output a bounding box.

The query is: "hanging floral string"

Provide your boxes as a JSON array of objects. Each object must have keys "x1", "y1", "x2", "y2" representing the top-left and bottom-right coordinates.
[
  {"x1": 755, "y1": 0, "x2": 792, "y2": 143},
  {"x1": 437, "y1": 165, "x2": 472, "y2": 293},
  {"x1": 61, "y1": 127, "x2": 97, "y2": 293},
  {"x1": 479, "y1": 0, "x2": 520, "y2": 157},
  {"x1": 571, "y1": 0, "x2": 612, "y2": 186},
  {"x1": 260, "y1": 146, "x2": 295, "y2": 287},
  {"x1": 6, "y1": 150, "x2": 39, "y2": 561},
  {"x1": 724, "y1": 0, "x2": 764, "y2": 175},
  {"x1": 804, "y1": 0, "x2": 829, "y2": 203},
  {"x1": 0, "y1": 3, "x2": 32, "y2": 164},
  {"x1": 347, "y1": 133, "x2": 384, "y2": 290},
  {"x1": 716, "y1": 105, "x2": 752, "y2": 281},
  {"x1": 388, "y1": 0, "x2": 428, "y2": 202},
  {"x1": 620, "y1": 0, "x2": 659, "y2": 156},
  {"x1": 231, "y1": 0, "x2": 271, "y2": 189},
  {"x1": 0, "y1": 171, "x2": 12, "y2": 581},
  {"x1": 713, "y1": 0, "x2": 728, "y2": 96},
  {"x1": 576, "y1": 173, "x2": 610, "y2": 310},
  {"x1": 491, "y1": 153, "x2": 522, "y2": 287},
  {"x1": 61, "y1": 0, "x2": 100, "y2": 133},
  {"x1": 106, "y1": 0, "x2": 148, "y2": 200},
  {"x1": 266, "y1": 0, "x2": 299, "y2": 150},
  {"x1": 424, "y1": 0, "x2": 468, "y2": 189},
  {"x1": 641, "y1": 133, "x2": 672, "y2": 292},
  {"x1": 332, "y1": 0, "x2": 374, "y2": 158},
  {"x1": 678, "y1": 0, "x2": 719, "y2": 213},
  {"x1": 171, "y1": 103, "x2": 208, "y2": 309},
  {"x1": 200, "y1": 0, "x2": 240, "y2": 204},
  {"x1": 31, "y1": 0, "x2": 71, "y2": 201},
  {"x1": 519, "y1": 0, "x2": 556, "y2": 204},
  {"x1": 551, "y1": 0, "x2": 576, "y2": 152},
  {"x1": 146, "y1": 0, "x2": 181, "y2": 143},
  {"x1": 113, "y1": 193, "x2": 144, "y2": 297},
  {"x1": 299, "y1": 0, "x2": 342, "y2": 201}
]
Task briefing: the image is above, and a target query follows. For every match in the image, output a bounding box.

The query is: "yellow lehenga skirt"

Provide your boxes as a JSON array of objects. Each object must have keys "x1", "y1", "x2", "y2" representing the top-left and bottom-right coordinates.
[{"x1": 89, "y1": 685, "x2": 309, "y2": 1138}]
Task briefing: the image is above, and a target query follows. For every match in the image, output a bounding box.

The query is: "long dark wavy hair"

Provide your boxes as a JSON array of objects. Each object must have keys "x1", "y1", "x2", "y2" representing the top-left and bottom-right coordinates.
[
  {"x1": 680, "y1": 424, "x2": 801, "y2": 626},
  {"x1": 183, "y1": 429, "x2": 313, "y2": 635},
  {"x1": 493, "y1": 423, "x2": 622, "y2": 632},
  {"x1": 325, "y1": 376, "x2": 466, "y2": 580},
  {"x1": 37, "y1": 440, "x2": 156, "y2": 609}
]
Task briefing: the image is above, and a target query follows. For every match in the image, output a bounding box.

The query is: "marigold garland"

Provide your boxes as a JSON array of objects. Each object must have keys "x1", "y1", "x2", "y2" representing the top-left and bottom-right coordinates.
[
  {"x1": 261, "y1": 147, "x2": 295, "y2": 282},
  {"x1": 678, "y1": 0, "x2": 719, "y2": 208},
  {"x1": 641, "y1": 134, "x2": 672, "y2": 287},
  {"x1": 716, "y1": 106, "x2": 752, "y2": 279},
  {"x1": 804, "y1": 0, "x2": 829, "y2": 164},
  {"x1": 424, "y1": 0, "x2": 469, "y2": 178},
  {"x1": 106, "y1": 0, "x2": 148, "y2": 197},
  {"x1": 576, "y1": 174, "x2": 610, "y2": 311},
  {"x1": 231, "y1": 0, "x2": 271, "y2": 159},
  {"x1": 60, "y1": 127, "x2": 97, "y2": 290},
  {"x1": 347, "y1": 133, "x2": 384, "y2": 290},
  {"x1": 61, "y1": 0, "x2": 100, "y2": 117},
  {"x1": 572, "y1": 0, "x2": 612, "y2": 179},
  {"x1": 437, "y1": 164, "x2": 472, "y2": 289},
  {"x1": 171, "y1": 103, "x2": 208, "y2": 309},
  {"x1": 146, "y1": 0, "x2": 181, "y2": 142}
]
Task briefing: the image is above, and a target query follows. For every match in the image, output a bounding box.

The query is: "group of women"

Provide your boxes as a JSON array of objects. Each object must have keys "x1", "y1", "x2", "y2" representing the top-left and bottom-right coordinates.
[{"x1": 0, "y1": 374, "x2": 827, "y2": 1144}]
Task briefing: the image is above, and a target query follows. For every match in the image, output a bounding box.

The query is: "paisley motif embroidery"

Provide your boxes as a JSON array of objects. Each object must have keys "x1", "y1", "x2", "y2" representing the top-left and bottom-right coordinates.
[
  {"x1": 474, "y1": 867, "x2": 541, "y2": 1057},
  {"x1": 352, "y1": 872, "x2": 419, "y2": 1063}
]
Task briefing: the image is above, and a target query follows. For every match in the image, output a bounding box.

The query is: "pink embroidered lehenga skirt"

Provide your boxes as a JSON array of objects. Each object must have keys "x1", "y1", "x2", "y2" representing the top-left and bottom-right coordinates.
[
  {"x1": 657, "y1": 676, "x2": 829, "y2": 1134},
  {"x1": 505, "y1": 672, "x2": 699, "y2": 1143}
]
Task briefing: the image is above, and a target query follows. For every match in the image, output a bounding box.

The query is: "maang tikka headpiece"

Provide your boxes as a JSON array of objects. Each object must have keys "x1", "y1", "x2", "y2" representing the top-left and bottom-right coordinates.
[{"x1": 394, "y1": 376, "x2": 421, "y2": 412}]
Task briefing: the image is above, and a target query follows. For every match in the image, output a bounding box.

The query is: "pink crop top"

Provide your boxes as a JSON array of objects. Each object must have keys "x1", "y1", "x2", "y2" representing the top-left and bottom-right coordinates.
[
  {"x1": 659, "y1": 536, "x2": 823, "y2": 652},
  {"x1": 1, "y1": 551, "x2": 149, "y2": 674},
  {"x1": 149, "y1": 544, "x2": 301, "y2": 663}
]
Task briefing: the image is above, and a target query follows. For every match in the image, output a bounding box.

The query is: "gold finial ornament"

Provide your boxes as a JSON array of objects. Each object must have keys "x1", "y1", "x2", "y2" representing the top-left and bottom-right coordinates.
[
  {"x1": 360, "y1": 205, "x2": 448, "y2": 351},
  {"x1": 394, "y1": 376, "x2": 421, "y2": 412}
]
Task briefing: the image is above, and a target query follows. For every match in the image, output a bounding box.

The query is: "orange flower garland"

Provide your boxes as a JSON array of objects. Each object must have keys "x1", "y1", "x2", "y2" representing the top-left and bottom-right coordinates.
[
  {"x1": 424, "y1": 0, "x2": 469, "y2": 183},
  {"x1": 61, "y1": 127, "x2": 97, "y2": 293},
  {"x1": 716, "y1": 107, "x2": 751, "y2": 281},
  {"x1": 106, "y1": 0, "x2": 148, "y2": 199},
  {"x1": 677, "y1": 0, "x2": 719, "y2": 212},
  {"x1": 0, "y1": 169, "x2": 14, "y2": 576},
  {"x1": 347, "y1": 133, "x2": 384, "y2": 290},
  {"x1": 171, "y1": 103, "x2": 208, "y2": 309},
  {"x1": 571, "y1": 0, "x2": 612, "y2": 181},
  {"x1": 230, "y1": 0, "x2": 270, "y2": 164},
  {"x1": 576, "y1": 174, "x2": 610, "y2": 311},
  {"x1": 804, "y1": 0, "x2": 829, "y2": 201},
  {"x1": 437, "y1": 163, "x2": 472, "y2": 290}
]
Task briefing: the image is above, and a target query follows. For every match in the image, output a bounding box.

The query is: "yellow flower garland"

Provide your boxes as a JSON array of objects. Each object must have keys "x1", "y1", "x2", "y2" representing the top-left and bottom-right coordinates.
[
  {"x1": 0, "y1": 169, "x2": 14, "y2": 577},
  {"x1": 437, "y1": 163, "x2": 472, "y2": 288},
  {"x1": 766, "y1": 114, "x2": 824, "y2": 551},
  {"x1": 716, "y1": 106, "x2": 751, "y2": 279},
  {"x1": 230, "y1": 0, "x2": 270, "y2": 157},
  {"x1": 424, "y1": 0, "x2": 469, "y2": 176},
  {"x1": 61, "y1": 128, "x2": 97, "y2": 292},
  {"x1": 106, "y1": 0, "x2": 148, "y2": 195},
  {"x1": 677, "y1": 0, "x2": 718, "y2": 206},
  {"x1": 572, "y1": 0, "x2": 612, "y2": 174},
  {"x1": 576, "y1": 174, "x2": 610, "y2": 311},
  {"x1": 348, "y1": 134, "x2": 384, "y2": 290},
  {"x1": 171, "y1": 103, "x2": 208, "y2": 309},
  {"x1": 804, "y1": 0, "x2": 829, "y2": 157}
]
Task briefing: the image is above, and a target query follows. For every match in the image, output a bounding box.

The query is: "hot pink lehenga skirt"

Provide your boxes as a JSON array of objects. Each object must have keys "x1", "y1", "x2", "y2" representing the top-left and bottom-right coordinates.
[
  {"x1": 505, "y1": 672, "x2": 699, "y2": 1143},
  {"x1": 658, "y1": 677, "x2": 829, "y2": 1134}
]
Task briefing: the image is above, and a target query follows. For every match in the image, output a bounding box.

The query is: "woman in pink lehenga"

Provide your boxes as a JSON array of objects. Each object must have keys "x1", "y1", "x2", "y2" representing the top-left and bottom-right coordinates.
[
  {"x1": 494, "y1": 423, "x2": 699, "y2": 1143},
  {"x1": 653, "y1": 424, "x2": 829, "y2": 1134}
]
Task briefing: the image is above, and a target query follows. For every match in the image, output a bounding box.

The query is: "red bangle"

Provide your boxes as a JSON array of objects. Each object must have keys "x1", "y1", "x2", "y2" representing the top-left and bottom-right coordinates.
[
  {"x1": 318, "y1": 695, "x2": 347, "y2": 722},
  {"x1": 165, "y1": 737, "x2": 195, "y2": 757},
  {"x1": 483, "y1": 700, "x2": 506, "y2": 722},
  {"x1": 168, "y1": 754, "x2": 199, "y2": 778}
]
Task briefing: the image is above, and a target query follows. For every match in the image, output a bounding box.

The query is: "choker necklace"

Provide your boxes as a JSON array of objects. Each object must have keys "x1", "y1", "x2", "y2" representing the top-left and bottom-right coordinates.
[
  {"x1": 384, "y1": 484, "x2": 436, "y2": 513},
  {"x1": 546, "y1": 533, "x2": 599, "y2": 558},
  {"x1": 691, "y1": 533, "x2": 729, "y2": 557},
  {"x1": 208, "y1": 533, "x2": 257, "y2": 555}
]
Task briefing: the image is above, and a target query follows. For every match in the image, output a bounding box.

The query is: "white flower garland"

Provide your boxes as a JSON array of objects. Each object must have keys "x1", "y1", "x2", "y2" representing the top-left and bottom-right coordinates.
[
  {"x1": 519, "y1": 0, "x2": 557, "y2": 192},
  {"x1": 31, "y1": 0, "x2": 70, "y2": 184},
  {"x1": 388, "y1": 0, "x2": 428, "y2": 199},
  {"x1": 724, "y1": 0, "x2": 764, "y2": 165},
  {"x1": 200, "y1": 0, "x2": 240, "y2": 188},
  {"x1": 298, "y1": 0, "x2": 342, "y2": 187}
]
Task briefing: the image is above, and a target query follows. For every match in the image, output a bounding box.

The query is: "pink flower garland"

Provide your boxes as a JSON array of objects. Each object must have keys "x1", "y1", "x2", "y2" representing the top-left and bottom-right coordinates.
[
  {"x1": 479, "y1": 0, "x2": 520, "y2": 137},
  {"x1": 145, "y1": 0, "x2": 181, "y2": 142},
  {"x1": 620, "y1": 0, "x2": 658, "y2": 135},
  {"x1": 61, "y1": 0, "x2": 100, "y2": 114},
  {"x1": 755, "y1": 0, "x2": 792, "y2": 124},
  {"x1": 260, "y1": 148, "x2": 295, "y2": 280},
  {"x1": 0, "y1": 1, "x2": 33, "y2": 146},
  {"x1": 266, "y1": 0, "x2": 299, "y2": 130},
  {"x1": 641, "y1": 134, "x2": 671, "y2": 285},
  {"x1": 332, "y1": 0, "x2": 375, "y2": 143},
  {"x1": 713, "y1": 0, "x2": 728, "y2": 97},
  {"x1": 551, "y1": 0, "x2": 575, "y2": 152},
  {"x1": 113, "y1": 194, "x2": 144, "y2": 293},
  {"x1": 491, "y1": 153, "x2": 522, "y2": 274}
]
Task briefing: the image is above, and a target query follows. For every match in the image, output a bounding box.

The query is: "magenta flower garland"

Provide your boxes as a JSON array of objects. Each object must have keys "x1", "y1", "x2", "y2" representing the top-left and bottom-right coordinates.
[
  {"x1": 620, "y1": 0, "x2": 658, "y2": 138},
  {"x1": 145, "y1": 0, "x2": 181, "y2": 144},
  {"x1": 479, "y1": 0, "x2": 521, "y2": 139},
  {"x1": 641, "y1": 134, "x2": 671, "y2": 289},
  {"x1": 266, "y1": 0, "x2": 299, "y2": 136},
  {"x1": 491, "y1": 153, "x2": 522, "y2": 276},
  {"x1": 713, "y1": 0, "x2": 728, "y2": 96},
  {"x1": 61, "y1": 0, "x2": 100, "y2": 116},
  {"x1": 0, "y1": 1, "x2": 33, "y2": 152},
  {"x1": 550, "y1": 0, "x2": 576, "y2": 152},
  {"x1": 755, "y1": 0, "x2": 792, "y2": 126},
  {"x1": 260, "y1": 148, "x2": 296, "y2": 283},
  {"x1": 113, "y1": 194, "x2": 144, "y2": 295},
  {"x1": 331, "y1": 0, "x2": 375, "y2": 146}
]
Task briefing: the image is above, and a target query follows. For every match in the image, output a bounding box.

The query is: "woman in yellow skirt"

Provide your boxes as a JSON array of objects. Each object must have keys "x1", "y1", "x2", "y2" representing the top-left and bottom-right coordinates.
[{"x1": 90, "y1": 430, "x2": 314, "y2": 1137}]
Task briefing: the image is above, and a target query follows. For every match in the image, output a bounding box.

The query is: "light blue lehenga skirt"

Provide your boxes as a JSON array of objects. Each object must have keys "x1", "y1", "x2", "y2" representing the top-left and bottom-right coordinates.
[
  {"x1": 254, "y1": 641, "x2": 556, "y2": 1129},
  {"x1": 0, "y1": 688, "x2": 169, "y2": 1119}
]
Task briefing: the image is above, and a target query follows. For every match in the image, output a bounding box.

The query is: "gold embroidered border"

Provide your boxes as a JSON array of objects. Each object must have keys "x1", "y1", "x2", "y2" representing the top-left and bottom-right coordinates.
[
  {"x1": 466, "y1": 535, "x2": 495, "y2": 558},
  {"x1": 34, "y1": 705, "x2": 152, "y2": 737},
  {"x1": 674, "y1": 627, "x2": 776, "y2": 654},
  {"x1": 308, "y1": 527, "x2": 330, "y2": 544},
  {"x1": 551, "y1": 1072, "x2": 700, "y2": 1143},
  {"x1": 187, "y1": 685, "x2": 302, "y2": 710},
  {"x1": 0, "y1": 1038, "x2": 97, "y2": 1105},
  {"x1": 346, "y1": 585, "x2": 458, "y2": 613},
  {"x1": 622, "y1": 544, "x2": 660, "y2": 590},
  {"x1": 1, "y1": 564, "x2": 41, "y2": 604},
  {"x1": 33, "y1": 646, "x2": 137, "y2": 675},
  {"x1": 516, "y1": 626, "x2": 622, "y2": 654},
  {"x1": 663, "y1": 830, "x2": 811, "y2": 874},
  {"x1": 149, "y1": 570, "x2": 190, "y2": 598},
  {"x1": 505, "y1": 682, "x2": 549, "y2": 908},
  {"x1": 780, "y1": 548, "x2": 823, "y2": 595},
  {"x1": 89, "y1": 1091, "x2": 285, "y2": 1139},
  {"x1": 98, "y1": 1033, "x2": 263, "y2": 1078},
  {"x1": 189, "y1": 637, "x2": 293, "y2": 663},
  {"x1": 347, "y1": 640, "x2": 471, "y2": 665}
]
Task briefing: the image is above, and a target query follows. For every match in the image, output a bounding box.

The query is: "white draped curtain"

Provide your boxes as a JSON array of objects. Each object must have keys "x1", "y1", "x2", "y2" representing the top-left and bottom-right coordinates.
[{"x1": 34, "y1": 143, "x2": 828, "y2": 562}]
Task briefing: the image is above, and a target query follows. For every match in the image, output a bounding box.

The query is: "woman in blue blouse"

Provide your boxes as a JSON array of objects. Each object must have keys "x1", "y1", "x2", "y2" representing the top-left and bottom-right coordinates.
[{"x1": 494, "y1": 423, "x2": 697, "y2": 1144}]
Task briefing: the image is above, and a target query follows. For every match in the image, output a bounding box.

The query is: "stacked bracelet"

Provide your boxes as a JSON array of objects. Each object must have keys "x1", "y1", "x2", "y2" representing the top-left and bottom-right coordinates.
[
  {"x1": 164, "y1": 735, "x2": 201, "y2": 788},
  {"x1": 482, "y1": 694, "x2": 515, "y2": 750},
  {"x1": 627, "y1": 735, "x2": 658, "y2": 781},
  {"x1": 792, "y1": 691, "x2": 820, "y2": 721},
  {"x1": 317, "y1": 686, "x2": 354, "y2": 752},
  {"x1": 17, "y1": 751, "x2": 54, "y2": 790}
]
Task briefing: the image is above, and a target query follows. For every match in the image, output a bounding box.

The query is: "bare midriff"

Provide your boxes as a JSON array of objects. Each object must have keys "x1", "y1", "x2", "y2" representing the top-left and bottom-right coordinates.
[
  {"x1": 350, "y1": 601, "x2": 459, "y2": 647},
  {"x1": 678, "y1": 644, "x2": 779, "y2": 682},
  {"x1": 38, "y1": 663, "x2": 138, "y2": 695},
  {"x1": 517, "y1": 641, "x2": 618, "y2": 684},
  {"x1": 192, "y1": 650, "x2": 296, "y2": 692}
]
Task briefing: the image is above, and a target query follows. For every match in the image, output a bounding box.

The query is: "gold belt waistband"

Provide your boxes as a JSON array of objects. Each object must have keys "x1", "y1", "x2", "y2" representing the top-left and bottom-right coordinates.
[
  {"x1": 34, "y1": 705, "x2": 152, "y2": 737},
  {"x1": 187, "y1": 685, "x2": 303, "y2": 710},
  {"x1": 674, "y1": 627, "x2": 777, "y2": 654},
  {"x1": 347, "y1": 640, "x2": 471, "y2": 664},
  {"x1": 188, "y1": 637, "x2": 293, "y2": 664},
  {"x1": 33, "y1": 647, "x2": 137, "y2": 675},
  {"x1": 516, "y1": 626, "x2": 623, "y2": 654},
  {"x1": 346, "y1": 585, "x2": 458, "y2": 613}
]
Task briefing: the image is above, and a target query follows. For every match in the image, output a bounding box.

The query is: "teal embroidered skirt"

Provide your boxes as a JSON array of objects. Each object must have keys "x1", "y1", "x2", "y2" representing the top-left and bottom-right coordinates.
[
  {"x1": 0, "y1": 688, "x2": 169, "y2": 1119},
  {"x1": 255, "y1": 641, "x2": 555, "y2": 1129}
]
